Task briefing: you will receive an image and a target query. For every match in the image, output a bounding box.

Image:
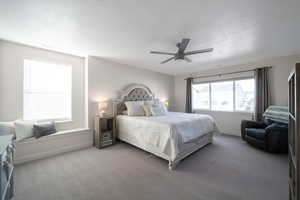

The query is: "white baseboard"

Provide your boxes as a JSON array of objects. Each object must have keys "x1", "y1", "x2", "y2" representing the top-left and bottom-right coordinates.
[{"x1": 15, "y1": 128, "x2": 93, "y2": 165}]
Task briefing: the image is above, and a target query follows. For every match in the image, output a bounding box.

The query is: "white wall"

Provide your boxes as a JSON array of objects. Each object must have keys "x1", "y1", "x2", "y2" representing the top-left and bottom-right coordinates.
[
  {"x1": 88, "y1": 56, "x2": 174, "y2": 127},
  {"x1": 1, "y1": 39, "x2": 298, "y2": 137},
  {"x1": 0, "y1": 40, "x2": 86, "y2": 130},
  {"x1": 174, "y1": 54, "x2": 300, "y2": 136},
  {"x1": 0, "y1": 41, "x2": 174, "y2": 131}
]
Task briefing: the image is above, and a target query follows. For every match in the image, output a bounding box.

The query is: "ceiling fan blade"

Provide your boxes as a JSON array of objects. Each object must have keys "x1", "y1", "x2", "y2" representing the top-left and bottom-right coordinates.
[
  {"x1": 160, "y1": 57, "x2": 175, "y2": 64},
  {"x1": 150, "y1": 51, "x2": 175, "y2": 55},
  {"x1": 178, "y1": 38, "x2": 190, "y2": 52},
  {"x1": 184, "y1": 48, "x2": 213, "y2": 55},
  {"x1": 184, "y1": 57, "x2": 192, "y2": 63}
]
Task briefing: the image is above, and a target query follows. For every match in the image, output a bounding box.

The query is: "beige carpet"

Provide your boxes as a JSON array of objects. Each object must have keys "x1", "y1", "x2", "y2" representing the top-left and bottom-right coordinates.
[{"x1": 14, "y1": 135, "x2": 287, "y2": 200}]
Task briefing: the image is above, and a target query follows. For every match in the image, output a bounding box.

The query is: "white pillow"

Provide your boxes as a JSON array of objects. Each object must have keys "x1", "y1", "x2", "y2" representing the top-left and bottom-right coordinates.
[
  {"x1": 158, "y1": 101, "x2": 168, "y2": 113},
  {"x1": 14, "y1": 120, "x2": 34, "y2": 141},
  {"x1": 143, "y1": 100, "x2": 154, "y2": 105},
  {"x1": 144, "y1": 99, "x2": 160, "y2": 105},
  {"x1": 125, "y1": 101, "x2": 145, "y2": 116},
  {"x1": 150, "y1": 104, "x2": 167, "y2": 116},
  {"x1": 0, "y1": 122, "x2": 15, "y2": 136}
]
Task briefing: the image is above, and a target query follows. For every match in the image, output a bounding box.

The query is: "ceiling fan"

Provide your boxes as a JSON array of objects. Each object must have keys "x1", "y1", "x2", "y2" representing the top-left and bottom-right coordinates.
[{"x1": 150, "y1": 38, "x2": 213, "y2": 64}]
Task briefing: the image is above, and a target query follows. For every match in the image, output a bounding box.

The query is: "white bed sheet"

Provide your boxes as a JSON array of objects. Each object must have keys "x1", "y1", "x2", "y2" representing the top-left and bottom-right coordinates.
[{"x1": 117, "y1": 112, "x2": 218, "y2": 161}]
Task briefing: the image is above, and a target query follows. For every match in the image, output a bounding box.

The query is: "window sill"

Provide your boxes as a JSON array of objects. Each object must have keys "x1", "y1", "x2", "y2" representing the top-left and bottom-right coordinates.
[
  {"x1": 193, "y1": 109, "x2": 254, "y2": 115},
  {"x1": 55, "y1": 120, "x2": 73, "y2": 124},
  {"x1": 22, "y1": 118, "x2": 73, "y2": 123}
]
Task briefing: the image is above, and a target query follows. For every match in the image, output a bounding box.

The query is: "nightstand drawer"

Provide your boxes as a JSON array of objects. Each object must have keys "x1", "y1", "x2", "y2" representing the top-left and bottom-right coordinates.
[
  {"x1": 102, "y1": 131, "x2": 113, "y2": 141},
  {"x1": 101, "y1": 140, "x2": 113, "y2": 147}
]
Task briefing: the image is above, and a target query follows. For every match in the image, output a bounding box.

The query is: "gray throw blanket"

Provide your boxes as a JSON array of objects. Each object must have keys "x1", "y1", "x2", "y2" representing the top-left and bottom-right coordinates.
[{"x1": 263, "y1": 106, "x2": 289, "y2": 124}]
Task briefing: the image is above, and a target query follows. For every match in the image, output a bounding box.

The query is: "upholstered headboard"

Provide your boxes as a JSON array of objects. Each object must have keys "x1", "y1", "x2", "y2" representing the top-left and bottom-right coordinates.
[{"x1": 115, "y1": 84, "x2": 155, "y2": 115}]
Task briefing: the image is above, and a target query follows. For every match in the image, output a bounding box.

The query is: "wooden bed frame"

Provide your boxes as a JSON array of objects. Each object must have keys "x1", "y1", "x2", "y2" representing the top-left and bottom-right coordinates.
[{"x1": 113, "y1": 83, "x2": 214, "y2": 170}]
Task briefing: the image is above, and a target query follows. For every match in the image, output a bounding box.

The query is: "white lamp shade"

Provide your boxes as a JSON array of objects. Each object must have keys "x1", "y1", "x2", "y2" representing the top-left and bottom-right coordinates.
[
  {"x1": 164, "y1": 100, "x2": 169, "y2": 106},
  {"x1": 98, "y1": 102, "x2": 108, "y2": 113}
]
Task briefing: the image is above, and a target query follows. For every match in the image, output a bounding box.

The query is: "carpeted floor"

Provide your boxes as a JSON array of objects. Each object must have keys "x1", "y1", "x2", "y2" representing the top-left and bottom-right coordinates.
[{"x1": 14, "y1": 135, "x2": 287, "y2": 200}]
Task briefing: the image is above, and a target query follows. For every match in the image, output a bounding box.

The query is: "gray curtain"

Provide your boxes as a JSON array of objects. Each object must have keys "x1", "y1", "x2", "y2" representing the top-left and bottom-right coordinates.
[
  {"x1": 255, "y1": 67, "x2": 270, "y2": 121},
  {"x1": 185, "y1": 77, "x2": 193, "y2": 113}
]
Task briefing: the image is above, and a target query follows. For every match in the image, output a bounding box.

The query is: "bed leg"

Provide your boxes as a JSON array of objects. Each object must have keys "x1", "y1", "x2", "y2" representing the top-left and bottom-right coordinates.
[
  {"x1": 168, "y1": 162, "x2": 174, "y2": 170},
  {"x1": 168, "y1": 160, "x2": 179, "y2": 170}
]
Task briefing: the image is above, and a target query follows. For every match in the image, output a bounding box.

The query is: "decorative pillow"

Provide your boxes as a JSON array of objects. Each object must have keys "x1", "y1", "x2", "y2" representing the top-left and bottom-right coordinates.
[
  {"x1": 0, "y1": 122, "x2": 15, "y2": 136},
  {"x1": 33, "y1": 121, "x2": 56, "y2": 138},
  {"x1": 125, "y1": 101, "x2": 145, "y2": 116},
  {"x1": 14, "y1": 120, "x2": 34, "y2": 141},
  {"x1": 150, "y1": 104, "x2": 167, "y2": 116},
  {"x1": 142, "y1": 105, "x2": 152, "y2": 116}
]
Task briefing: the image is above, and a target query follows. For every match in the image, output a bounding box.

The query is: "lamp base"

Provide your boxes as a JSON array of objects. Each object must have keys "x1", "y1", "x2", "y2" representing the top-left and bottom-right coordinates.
[{"x1": 99, "y1": 111, "x2": 106, "y2": 117}]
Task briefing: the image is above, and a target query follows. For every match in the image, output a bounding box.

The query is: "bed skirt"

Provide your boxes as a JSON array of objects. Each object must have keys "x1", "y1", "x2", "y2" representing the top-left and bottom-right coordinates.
[{"x1": 117, "y1": 131, "x2": 214, "y2": 170}]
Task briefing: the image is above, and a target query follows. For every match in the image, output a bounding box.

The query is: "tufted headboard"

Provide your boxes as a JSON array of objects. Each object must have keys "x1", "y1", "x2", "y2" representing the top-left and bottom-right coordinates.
[{"x1": 114, "y1": 84, "x2": 155, "y2": 115}]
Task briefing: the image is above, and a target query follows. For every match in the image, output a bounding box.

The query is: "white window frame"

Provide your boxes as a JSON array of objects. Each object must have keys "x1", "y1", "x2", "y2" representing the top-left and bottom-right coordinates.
[
  {"x1": 23, "y1": 59, "x2": 72, "y2": 121},
  {"x1": 192, "y1": 77, "x2": 255, "y2": 113}
]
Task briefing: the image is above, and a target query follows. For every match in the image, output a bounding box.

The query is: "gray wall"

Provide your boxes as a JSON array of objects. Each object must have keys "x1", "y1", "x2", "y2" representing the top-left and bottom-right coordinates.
[
  {"x1": 0, "y1": 40, "x2": 86, "y2": 130},
  {"x1": 88, "y1": 56, "x2": 174, "y2": 128},
  {"x1": 174, "y1": 54, "x2": 300, "y2": 136}
]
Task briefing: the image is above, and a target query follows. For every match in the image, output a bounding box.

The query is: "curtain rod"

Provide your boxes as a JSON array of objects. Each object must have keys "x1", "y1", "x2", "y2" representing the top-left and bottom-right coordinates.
[{"x1": 184, "y1": 66, "x2": 272, "y2": 80}]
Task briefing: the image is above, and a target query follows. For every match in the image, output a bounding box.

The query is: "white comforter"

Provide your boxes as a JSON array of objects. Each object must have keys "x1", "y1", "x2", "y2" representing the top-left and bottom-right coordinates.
[{"x1": 117, "y1": 112, "x2": 217, "y2": 160}]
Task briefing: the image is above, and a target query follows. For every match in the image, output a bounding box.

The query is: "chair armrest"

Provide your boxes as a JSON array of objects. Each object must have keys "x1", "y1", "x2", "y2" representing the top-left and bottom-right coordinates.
[
  {"x1": 265, "y1": 123, "x2": 288, "y2": 153},
  {"x1": 241, "y1": 120, "x2": 266, "y2": 140},
  {"x1": 265, "y1": 123, "x2": 288, "y2": 134}
]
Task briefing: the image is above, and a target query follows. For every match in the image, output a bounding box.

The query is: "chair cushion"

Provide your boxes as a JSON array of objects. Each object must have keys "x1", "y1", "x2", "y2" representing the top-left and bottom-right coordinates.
[
  {"x1": 245, "y1": 128, "x2": 267, "y2": 140},
  {"x1": 263, "y1": 118, "x2": 273, "y2": 126}
]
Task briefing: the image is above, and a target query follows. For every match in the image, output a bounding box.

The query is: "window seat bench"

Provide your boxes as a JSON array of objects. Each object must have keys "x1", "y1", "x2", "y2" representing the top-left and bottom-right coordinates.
[{"x1": 15, "y1": 128, "x2": 92, "y2": 164}]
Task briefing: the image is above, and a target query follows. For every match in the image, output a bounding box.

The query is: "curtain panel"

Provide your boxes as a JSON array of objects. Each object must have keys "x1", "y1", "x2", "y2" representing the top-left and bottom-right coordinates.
[
  {"x1": 185, "y1": 77, "x2": 193, "y2": 113},
  {"x1": 255, "y1": 67, "x2": 271, "y2": 121}
]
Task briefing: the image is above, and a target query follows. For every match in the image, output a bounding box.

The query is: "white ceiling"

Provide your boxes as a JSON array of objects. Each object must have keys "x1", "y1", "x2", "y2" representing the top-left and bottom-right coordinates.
[{"x1": 1, "y1": 0, "x2": 300, "y2": 75}]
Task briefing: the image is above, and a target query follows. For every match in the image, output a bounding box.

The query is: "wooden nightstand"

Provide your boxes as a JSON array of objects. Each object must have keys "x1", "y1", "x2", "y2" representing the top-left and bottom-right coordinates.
[{"x1": 94, "y1": 115, "x2": 116, "y2": 149}]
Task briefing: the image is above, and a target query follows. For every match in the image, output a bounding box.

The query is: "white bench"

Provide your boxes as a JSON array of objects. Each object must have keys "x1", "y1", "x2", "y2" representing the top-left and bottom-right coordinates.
[
  {"x1": 14, "y1": 128, "x2": 92, "y2": 164},
  {"x1": 0, "y1": 123, "x2": 93, "y2": 164}
]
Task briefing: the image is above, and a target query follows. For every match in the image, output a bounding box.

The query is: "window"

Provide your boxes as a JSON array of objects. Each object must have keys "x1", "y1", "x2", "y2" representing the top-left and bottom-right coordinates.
[
  {"x1": 24, "y1": 59, "x2": 72, "y2": 120},
  {"x1": 211, "y1": 81, "x2": 234, "y2": 111},
  {"x1": 192, "y1": 78, "x2": 255, "y2": 112},
  {"x1": 235, "y1": 79, "x2": 255, "y2": 112},
  {"x1": 192, "y1": 83, "x2": 210, "y2": 110}
]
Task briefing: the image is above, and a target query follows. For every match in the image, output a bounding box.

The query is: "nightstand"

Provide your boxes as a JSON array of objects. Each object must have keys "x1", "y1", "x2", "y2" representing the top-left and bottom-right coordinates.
[{"x1": 94, "y1": 115, "x2": 116, "y2": 149}]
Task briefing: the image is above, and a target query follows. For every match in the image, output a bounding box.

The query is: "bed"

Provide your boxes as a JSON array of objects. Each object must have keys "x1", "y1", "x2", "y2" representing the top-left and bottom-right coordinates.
[{"x1": 114, "y1": 84, "x2": 218, "y2": 170}]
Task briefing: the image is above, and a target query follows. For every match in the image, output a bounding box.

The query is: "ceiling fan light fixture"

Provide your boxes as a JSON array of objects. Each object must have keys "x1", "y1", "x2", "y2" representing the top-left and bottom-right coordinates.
[{"x1": 150, "y1": 38, "x2": 213, "y2": 64}]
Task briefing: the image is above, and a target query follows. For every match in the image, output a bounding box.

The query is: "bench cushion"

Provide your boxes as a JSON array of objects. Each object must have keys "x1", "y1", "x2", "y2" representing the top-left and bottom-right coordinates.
[
  {"x1": 15, "y1": 128, "x2": 92, "y2": 164},
  {"x1": 0, "y1": 122, "x2": 15, "y2": 136}
]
